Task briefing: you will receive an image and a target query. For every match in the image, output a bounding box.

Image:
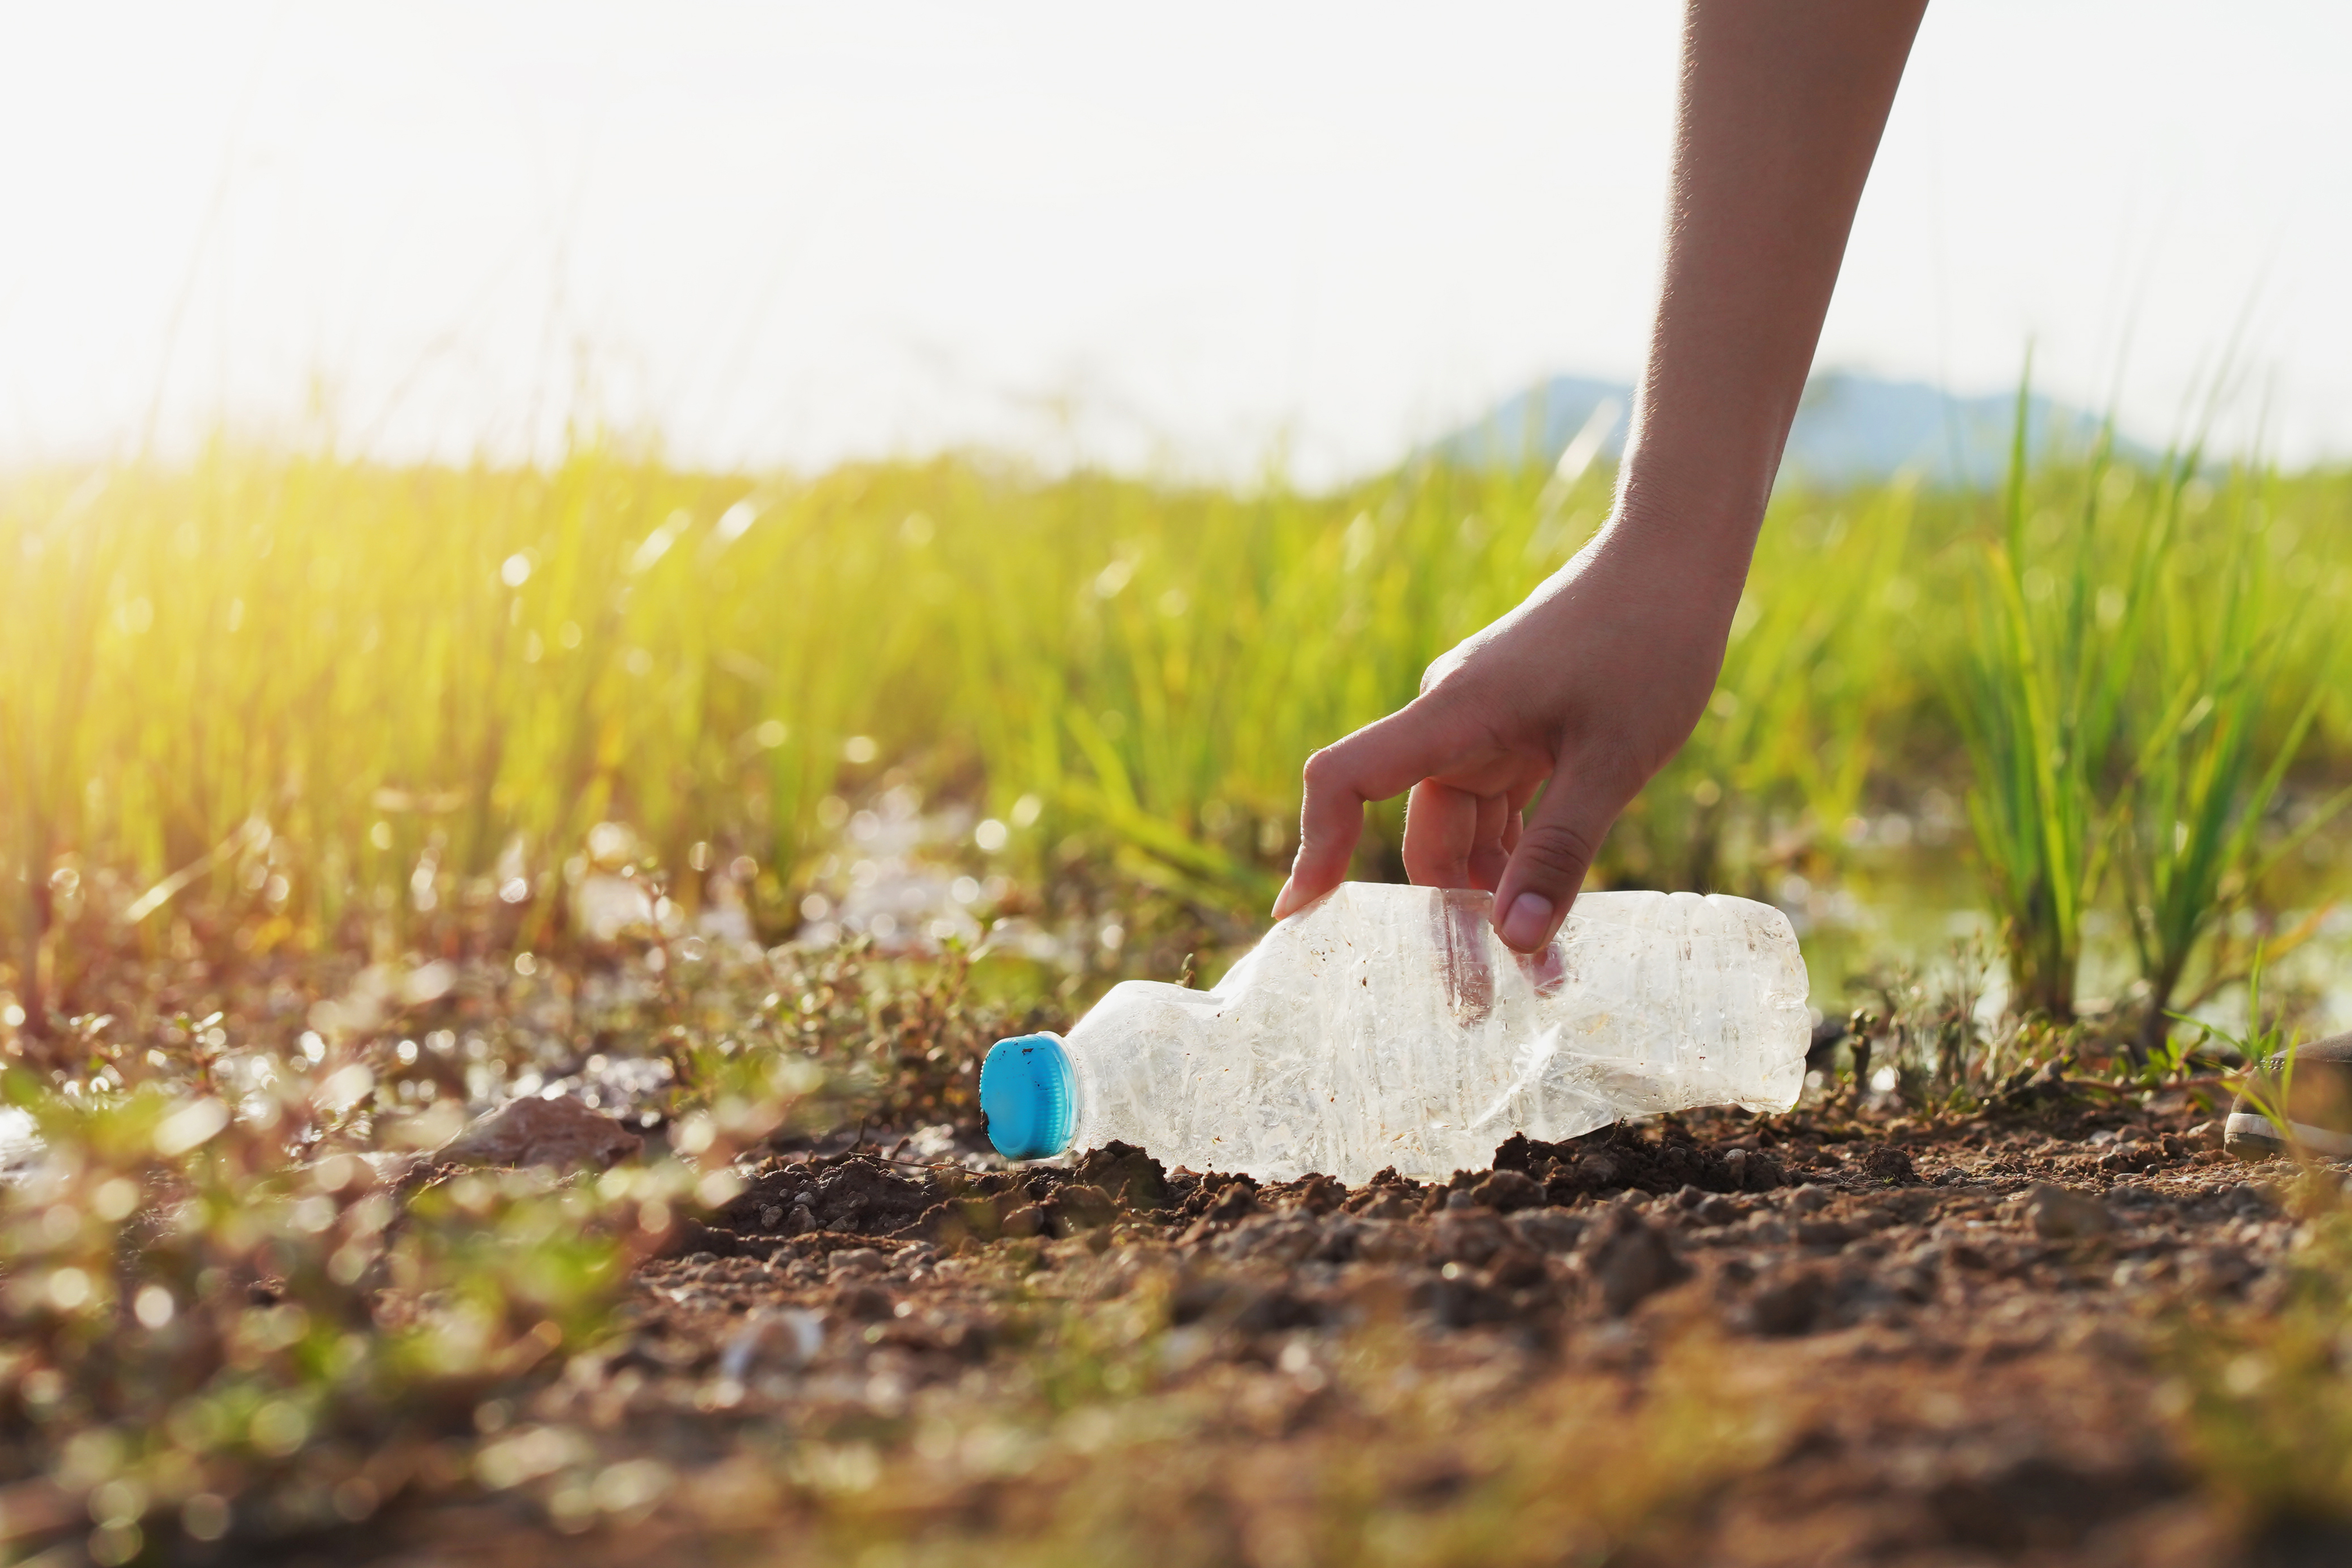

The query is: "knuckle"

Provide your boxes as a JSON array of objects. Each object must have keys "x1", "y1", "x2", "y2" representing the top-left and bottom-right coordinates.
[
  {"x1": 1515, "y1": 820, "x2": 1599, "y2": 885},
  {"x1": 1418, "y1": 630, "x2": 1490, "y2": 696},
  {"x1": 1417, "y1": 656, "x2": 1470, "y2": 702},
  {"x1": 1300, "y1": 746, "x2": 1343, "y2": 791},
  {"x1": 1400, "y1": 839, "x2": 1451, "y2": 885}
]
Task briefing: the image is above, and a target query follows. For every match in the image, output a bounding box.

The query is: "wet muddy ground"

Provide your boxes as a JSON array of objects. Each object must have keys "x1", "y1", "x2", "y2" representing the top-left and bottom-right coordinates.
[{"x1": 316, "y1": 1079, "x2": 2352, "y2": 1568}]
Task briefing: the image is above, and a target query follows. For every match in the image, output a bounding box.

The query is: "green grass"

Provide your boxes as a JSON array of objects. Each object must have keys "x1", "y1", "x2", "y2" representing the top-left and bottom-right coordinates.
[
  {"x1": 1942, "y1": 381, "x2": 2348, "y2": 1031},
  {"x1": 1943, "y1": 386, "x2": 2169, "y2": 1023},
  {"x1": 2, "y1": 435, "x2": 2350, "y2": 1038}
]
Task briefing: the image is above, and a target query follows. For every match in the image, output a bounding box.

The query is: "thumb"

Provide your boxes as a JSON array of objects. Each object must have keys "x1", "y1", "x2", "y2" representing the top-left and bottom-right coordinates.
[{"x1": 1490, "y1": 762, "x2": 1620, "y2": 953}]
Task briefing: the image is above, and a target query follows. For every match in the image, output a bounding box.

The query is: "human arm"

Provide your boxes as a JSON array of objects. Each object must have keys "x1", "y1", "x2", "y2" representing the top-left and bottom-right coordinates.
[{"x1": 1271, "y1": 0, "x2": 1929, "y2": 951}]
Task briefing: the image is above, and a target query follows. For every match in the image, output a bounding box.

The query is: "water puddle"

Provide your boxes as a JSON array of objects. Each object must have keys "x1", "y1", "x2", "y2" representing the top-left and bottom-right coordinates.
[{"x1": 1790, "y1": 841, "x2": 2352, "y2": 1037}]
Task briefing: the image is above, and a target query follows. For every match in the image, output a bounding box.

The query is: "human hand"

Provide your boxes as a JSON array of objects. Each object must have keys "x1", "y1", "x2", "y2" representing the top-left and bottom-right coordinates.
[
  {"x1": 1270, "y1": 518, "x2": 1742, "y2": 952},
  {"x1": 1266, "y1": 0, "x2": 1925, "y2": 951}
]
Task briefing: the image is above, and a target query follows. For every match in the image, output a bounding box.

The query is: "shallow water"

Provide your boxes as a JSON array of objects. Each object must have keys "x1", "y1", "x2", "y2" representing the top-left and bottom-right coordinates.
[{"x1": 1792, "y1": 840, "x2": 2352, "y2": 1039}]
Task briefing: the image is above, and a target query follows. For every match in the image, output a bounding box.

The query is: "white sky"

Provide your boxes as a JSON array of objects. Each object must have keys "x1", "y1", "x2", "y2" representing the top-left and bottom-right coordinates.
[{"x1": 2, "y1": 2, "x2": 2347, "y2": 483}]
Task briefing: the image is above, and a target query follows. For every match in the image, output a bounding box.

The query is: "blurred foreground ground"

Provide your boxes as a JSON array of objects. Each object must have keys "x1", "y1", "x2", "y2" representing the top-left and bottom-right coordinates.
[
  {"x1": 298, "y1": 1080, "x2": 2324, "y2": 1568},
  {"x1": 9, "y1": 895, "x2": 2352, "y2": 1568}
]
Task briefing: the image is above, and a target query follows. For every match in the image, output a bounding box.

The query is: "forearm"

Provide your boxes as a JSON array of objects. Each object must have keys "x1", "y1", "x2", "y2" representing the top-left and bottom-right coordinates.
[
  {"x1": 1277, "y1": 1, "x2": 1924, "y2": 933},
  {"x1": 1612, "y1": 0, "x2": 1927, "y2": 589}
]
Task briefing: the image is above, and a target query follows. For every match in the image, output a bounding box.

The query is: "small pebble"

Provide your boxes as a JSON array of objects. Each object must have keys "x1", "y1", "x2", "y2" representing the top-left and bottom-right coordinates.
[{"x1": 2026, "y1": 1183, "x2": 2113, "y2": 1240}]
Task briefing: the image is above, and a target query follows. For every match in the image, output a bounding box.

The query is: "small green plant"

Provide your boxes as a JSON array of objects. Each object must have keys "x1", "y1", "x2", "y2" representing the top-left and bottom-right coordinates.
[{"x1": 2171, "y1": 945, "x2": 2306, "y2": 1154}]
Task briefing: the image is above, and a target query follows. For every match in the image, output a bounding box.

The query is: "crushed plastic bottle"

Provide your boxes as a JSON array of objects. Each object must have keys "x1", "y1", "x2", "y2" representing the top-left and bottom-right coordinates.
[{"x1": 980, "y1": 881, "x2": 1808, "y2": 1183}]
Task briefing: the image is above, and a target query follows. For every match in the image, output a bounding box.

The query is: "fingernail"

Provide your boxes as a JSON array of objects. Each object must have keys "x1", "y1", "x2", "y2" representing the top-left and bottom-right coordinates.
[{"x1": 1500, "y1": 892, "x2": 1553, "y2": 952}]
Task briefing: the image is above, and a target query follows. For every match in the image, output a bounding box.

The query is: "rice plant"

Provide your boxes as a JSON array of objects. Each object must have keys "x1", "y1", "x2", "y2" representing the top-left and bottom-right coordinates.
[
  {"x1": 1944, "y1": 377, "x2": 2178, "y2": 1021},
  {"x1": 2121, "y1": 465, "x2": 2352, "y2": 1052}
]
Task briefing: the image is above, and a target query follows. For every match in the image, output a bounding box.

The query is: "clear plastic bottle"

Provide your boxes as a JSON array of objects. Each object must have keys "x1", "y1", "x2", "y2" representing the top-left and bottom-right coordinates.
[{"x1": 979, "y1": 881, "x2": 1809, "y2": 1183}]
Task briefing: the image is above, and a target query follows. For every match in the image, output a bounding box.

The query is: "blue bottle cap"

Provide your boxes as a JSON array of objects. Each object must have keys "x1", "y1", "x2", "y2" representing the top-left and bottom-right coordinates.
[{"x1": 980, "y1": 1033, "x2": 1076, "y2": 1160}]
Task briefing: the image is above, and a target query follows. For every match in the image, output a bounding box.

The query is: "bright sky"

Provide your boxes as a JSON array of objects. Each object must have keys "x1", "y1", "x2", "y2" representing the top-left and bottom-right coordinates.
[{"x1": 4, "y1": 2, "x2": 2348, "y2": 482}]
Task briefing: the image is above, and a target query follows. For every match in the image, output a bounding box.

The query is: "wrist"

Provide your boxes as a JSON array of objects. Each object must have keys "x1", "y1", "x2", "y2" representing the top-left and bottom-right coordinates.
[{"x1": 1593, "y1": 481, "x2": 1761, "y2": 611}]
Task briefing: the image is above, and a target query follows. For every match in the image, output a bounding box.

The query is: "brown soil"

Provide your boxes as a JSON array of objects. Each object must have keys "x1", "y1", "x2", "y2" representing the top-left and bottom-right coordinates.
[{"x1": 332, "y1": 1088, "x2": 2337, "y2": 1568}]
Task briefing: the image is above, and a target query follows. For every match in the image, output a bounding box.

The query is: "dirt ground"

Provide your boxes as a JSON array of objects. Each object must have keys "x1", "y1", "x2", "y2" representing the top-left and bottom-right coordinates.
[{"x1": 251, "y1": 1071, "x2": 2352, "y2": 1568}]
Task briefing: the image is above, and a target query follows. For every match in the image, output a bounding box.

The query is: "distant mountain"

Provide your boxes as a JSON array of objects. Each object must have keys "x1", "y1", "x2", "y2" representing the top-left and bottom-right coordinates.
[{"x1": 1429, "y1": 370, "x2": 2137, "y2": 487}]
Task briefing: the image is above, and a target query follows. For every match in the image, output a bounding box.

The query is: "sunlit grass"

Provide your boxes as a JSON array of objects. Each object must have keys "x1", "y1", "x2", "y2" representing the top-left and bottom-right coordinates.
[{"x1": 2, "y1": 437, "x2": 2349, "y2": 1036}]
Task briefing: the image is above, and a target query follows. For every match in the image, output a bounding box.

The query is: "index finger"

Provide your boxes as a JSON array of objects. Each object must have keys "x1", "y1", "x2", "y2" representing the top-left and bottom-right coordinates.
[{"x1": 1271, "y1": 705, "x2": 1459, "y2": 919}]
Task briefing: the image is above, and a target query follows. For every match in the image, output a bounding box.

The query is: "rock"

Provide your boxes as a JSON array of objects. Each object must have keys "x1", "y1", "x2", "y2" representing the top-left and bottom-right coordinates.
[
  {"x1": 1939, "y1": 1240, "x2": 1993, "y2": 1271},
  {"x1": 1887, "y1": 1262, "x2": 1937, "y2": 1303},
  {"x1": 434, "y1": 1094, "x2": 642, "y2": 1172},
  {"x1": 2180, "y1": 1245, "x2": 2257, "y2": 1294},
  {"x1": 2025, "y1": 1183, "x2": 2112, "y2": 1240}
]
